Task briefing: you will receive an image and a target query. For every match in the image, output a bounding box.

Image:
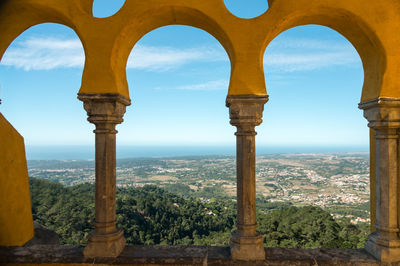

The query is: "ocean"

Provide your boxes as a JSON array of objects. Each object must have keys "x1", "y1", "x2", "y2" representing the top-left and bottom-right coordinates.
[{"x1": 25, "y1": 145, "x2": 369, "y2": 160}]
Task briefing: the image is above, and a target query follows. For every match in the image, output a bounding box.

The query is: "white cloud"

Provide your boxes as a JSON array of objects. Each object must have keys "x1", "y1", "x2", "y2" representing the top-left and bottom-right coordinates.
[
  {"x1": 0, "y1": 37, "x2": 227, "y2": 71},
  {"x1": 1, "y1": 37, "x2": 84, "y2": 70},
  {"x1": 264, "y1": 37, "x2": 361, "y2": 73},
  {"x1": 176, "y1": 79, "x2": 228, "y2": 91},
  {"x1": 267, "y1": 37, "x2": 351, "y2": 51},
  {"x1": 127, "y1": 45, "x2": 227, "y2": 71},
  {"x1": 1, "y1": 36, "x2": 361, "y2": 73},
  {"x1": 264, "y1": 51, "x2": 359, "y2": 72},
  {"x1": 153, "y1": 79, "x2": 228, "y2": 91}
]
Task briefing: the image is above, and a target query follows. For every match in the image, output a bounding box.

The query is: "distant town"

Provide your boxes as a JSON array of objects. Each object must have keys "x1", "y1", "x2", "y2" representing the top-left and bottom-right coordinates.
[{"x1": 28, "y1": 152, "x2": 370, "y2": 225}]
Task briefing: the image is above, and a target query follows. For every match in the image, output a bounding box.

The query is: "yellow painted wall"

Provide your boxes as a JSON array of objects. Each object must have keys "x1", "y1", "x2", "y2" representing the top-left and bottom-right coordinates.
[
  {"x1": 1, "y1": 0, "x2": 400, "y2": 102},
  {"x1": 0, "y1": 113, "x2": 34, "y2": 246}
]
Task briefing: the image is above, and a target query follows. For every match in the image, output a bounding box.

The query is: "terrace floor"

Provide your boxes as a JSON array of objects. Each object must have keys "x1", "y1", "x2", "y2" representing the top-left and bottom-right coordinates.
[{"x1": 0, "y1": 245, "x2": 386, "y2": 265}]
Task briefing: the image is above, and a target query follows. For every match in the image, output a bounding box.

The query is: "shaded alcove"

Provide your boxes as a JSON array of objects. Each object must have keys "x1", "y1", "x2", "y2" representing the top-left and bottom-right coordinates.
[
  {"x1": 116, "y1": 25, "x2": 236, "y2": 246},
  {"x1": 256, "y1": 25, "x2": 369, "y2": 249}
]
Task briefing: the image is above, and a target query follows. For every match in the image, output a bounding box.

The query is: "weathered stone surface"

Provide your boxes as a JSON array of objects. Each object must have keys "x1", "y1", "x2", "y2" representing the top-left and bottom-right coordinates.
[
  {"x1": 78, "y1": 93, "x2": 130, "y2": 258},
  {"x1": 24, "y1": 222, "x2": 60, "y2": 246},
  {"x1": 0, "y1": 245, "x2": 383, "y2": 265},
  {"x1": 227, "y1": 95, "x2": 268, "y2": 260},
  {"x1": 359, "y1": 98, "x2": 400, "y2": 262}
]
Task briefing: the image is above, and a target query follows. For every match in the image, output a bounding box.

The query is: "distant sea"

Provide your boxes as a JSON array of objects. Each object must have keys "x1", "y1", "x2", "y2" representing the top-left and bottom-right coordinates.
[{"x1": 25, "y1": 145, "x2": 369, "y2": 160}]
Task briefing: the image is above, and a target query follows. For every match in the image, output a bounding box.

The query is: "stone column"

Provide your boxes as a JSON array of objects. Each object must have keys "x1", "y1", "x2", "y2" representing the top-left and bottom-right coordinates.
[
  {"x1": 226, "y1": 94, "x2": 268, "y2": 260},
  {"x1": 359, "y1": 98, "x2": 400, "y2": 262},
  {"x1": 78, "y1": 93, "x2": 130, "y2": 258}
]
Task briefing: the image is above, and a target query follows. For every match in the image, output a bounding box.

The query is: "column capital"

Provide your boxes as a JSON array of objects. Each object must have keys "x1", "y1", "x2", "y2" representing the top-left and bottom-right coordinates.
[
  {"x1": 78, "y1": 93, "x2": 131, "y2": 126},
  {"x1": 359, "y1": 98, "x2": 400, "y2": 131},
  {"x1": 226, "y1": 95, "x2": 268, "y2": 133}
]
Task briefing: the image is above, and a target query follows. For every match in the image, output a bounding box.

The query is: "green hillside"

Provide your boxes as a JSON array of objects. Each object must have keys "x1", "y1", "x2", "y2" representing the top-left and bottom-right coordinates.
[{"x1": 29, "y1": 178, "x2": 368, "y2": 248}]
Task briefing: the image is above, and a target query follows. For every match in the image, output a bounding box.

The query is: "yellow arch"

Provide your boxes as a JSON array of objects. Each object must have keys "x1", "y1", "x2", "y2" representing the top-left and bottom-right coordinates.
[
  {"x1": 0, "y1": 0, "x2": 89, "y2": 62},
  {"x1": 263, "y1": 0, "x2": 400, "y2": 102},
  {"x1": 109, "y1": 6, "x2": 234, "y2": 98},
  {"x1": 2, "y1": 0, "x2": 400, "y2": 100},
  {"x1": 261, "y1": 4, "x2": 385, "y2": 102}
]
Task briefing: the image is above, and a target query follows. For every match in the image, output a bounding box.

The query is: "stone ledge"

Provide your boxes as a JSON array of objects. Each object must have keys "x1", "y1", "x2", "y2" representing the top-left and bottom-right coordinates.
[{"x1": 0, "y1": 245, "x2": 385, "y2": 265}]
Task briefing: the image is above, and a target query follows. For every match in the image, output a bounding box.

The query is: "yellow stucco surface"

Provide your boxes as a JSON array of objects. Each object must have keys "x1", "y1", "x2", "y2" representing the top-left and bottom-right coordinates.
[
  {"x1": 0, "y1": 0, "x2": 400, "y2": 102},
  {"x1": 0, "y1": 113, "x2": 34, "y2": 246}
]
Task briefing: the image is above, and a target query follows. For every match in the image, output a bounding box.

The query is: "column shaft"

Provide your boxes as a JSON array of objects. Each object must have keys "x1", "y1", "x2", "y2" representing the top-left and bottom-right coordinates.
[
  {"x1": 226, "y1": 94, "x2": 268, "y2": 260},
  {"x1": 94, "y1": 123, "x2": 118, "y2": 234},
  {"x1": 78, "y1": 93, "x2": 130, "y2": 258},
  {"x1": 236, "y1": 131, "x2": 257, "y2": 235},
  {"x1": 360, "y1": 98, "x2": 400, "y2": 262},
  {"x1": 374, "y1": 130, "x2": 399, "y2": 241}
]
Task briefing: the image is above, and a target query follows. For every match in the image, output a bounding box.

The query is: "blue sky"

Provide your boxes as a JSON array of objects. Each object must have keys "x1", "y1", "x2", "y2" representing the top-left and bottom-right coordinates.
[{"x1": 0, "y1": 0, "x2": 367, "y2": 153}]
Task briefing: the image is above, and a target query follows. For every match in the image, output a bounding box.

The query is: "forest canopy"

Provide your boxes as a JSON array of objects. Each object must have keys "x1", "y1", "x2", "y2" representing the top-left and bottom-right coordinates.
[{"x1": 29, "y1": 178, "x2": 368, "y2": 248}]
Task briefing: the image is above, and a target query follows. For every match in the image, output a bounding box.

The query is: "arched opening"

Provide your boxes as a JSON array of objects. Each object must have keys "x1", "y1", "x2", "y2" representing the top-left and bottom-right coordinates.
[
  {"x1": 92, "y1": 0, "x2": 126, "y2": 18},
  {"x1": 0, "y1": 23, "x2": 94, "y2": 245},
  {"x1": 117, "y1": 25, "x2": 236, "y2": 245},
  {"x1": 223, "y1": 0, "x2": 269, "y2": 19},
  {"x1": 258, "y1": 25, "x2": 369, "y2": 248},
  {"x1": 1, "y1": 23, "x2": 90, "y2": 159}
]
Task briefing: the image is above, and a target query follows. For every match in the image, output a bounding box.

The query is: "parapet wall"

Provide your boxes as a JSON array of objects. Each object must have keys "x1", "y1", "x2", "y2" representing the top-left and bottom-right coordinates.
[{"x1": 0, "y1": 245, "x2": 382, "y2": 266}]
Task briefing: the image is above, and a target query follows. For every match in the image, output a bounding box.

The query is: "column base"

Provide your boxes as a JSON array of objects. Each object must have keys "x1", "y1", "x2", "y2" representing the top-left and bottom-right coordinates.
[
  {"x1": 365, "y1": 232, "x2": 400, "y2": 262},
  {"x1": 83, "y1": 229, "x2": 125, "y2": 258},
  {"x1": 230, "y1": 230, "x2": 265, "y2": 260}
]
